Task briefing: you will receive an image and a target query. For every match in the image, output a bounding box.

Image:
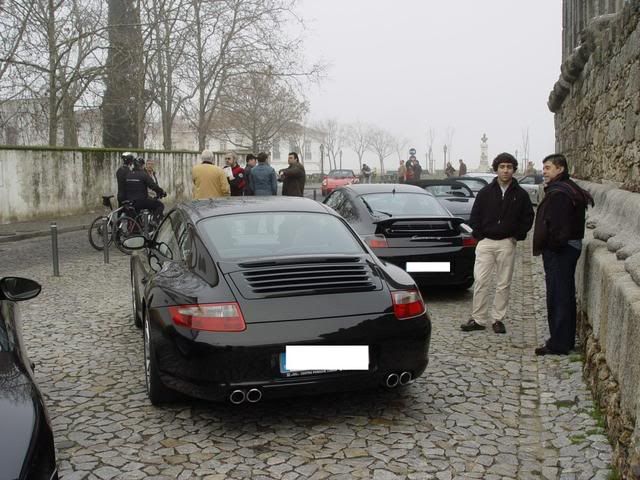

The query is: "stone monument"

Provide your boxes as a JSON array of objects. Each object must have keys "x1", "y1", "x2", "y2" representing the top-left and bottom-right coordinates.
[{"x1": 479, "y1": 133, "x2": 489, "y2": 172}]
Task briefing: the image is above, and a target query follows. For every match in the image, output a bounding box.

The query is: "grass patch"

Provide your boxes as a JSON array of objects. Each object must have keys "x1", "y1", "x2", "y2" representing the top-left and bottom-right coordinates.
[
  {"x1": 568, "y1": 352, "x2": 583, "y2": 363},
  {"x1": 554, "y1": 399, "x2": 576, "y2": 408},
  {"x1": 607, "y1": 467, "x2": 621, "y2": 480},
  {"x1": 590, "y1": 404, "x2": 606, "y2": 429},
  {"x1": 586, "y1": 428, "x2": 601, "y2": 436},
  {"x1": 570, "y1": 434, "x2": 586, "y2": 444}
]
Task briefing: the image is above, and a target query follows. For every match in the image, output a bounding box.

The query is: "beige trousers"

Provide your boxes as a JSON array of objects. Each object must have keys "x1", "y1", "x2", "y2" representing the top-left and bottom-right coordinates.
[{"x1": 471, "y1": 237, "x2": 517, "y2": 325}]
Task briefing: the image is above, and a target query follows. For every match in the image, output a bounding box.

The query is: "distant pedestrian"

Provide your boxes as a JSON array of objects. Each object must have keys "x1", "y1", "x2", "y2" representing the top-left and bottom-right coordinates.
[
  {"x1": 461, "y1": 152, "x2": 534, "y2": 334},
  {"x1": 398, "y1": 160, "x2": 407, "y2": 183},
  {"x1": 250, "y1": 152, "x2": 277, "y2": 195},
  {"x1": 243, "y1": 154, "x2": 257, "y2": 195},
  {"x1": 458, "y1": 159, "x2": 467, "y2": 176},
  {"x1": 192, "y1": 150, "x2": 230, "y2": 199},
  {"x1": 445, "y1": 162, "x2": 455, "y2": 177},
  {"x1": 407, "y1": 156, "x2": 422, "y2": 179},
  {"x1": 279, "y1": 152, "x2": 306, "y2": 196},
  {"x1": 224, "y1": 152, "x2": 246, "y2": 196},
  {"x1": 533, "y1": 154, "x2": 594, "y2": 356},
  {"x1": 361, "y1": 164, "x2": 372, "y2": 183}
]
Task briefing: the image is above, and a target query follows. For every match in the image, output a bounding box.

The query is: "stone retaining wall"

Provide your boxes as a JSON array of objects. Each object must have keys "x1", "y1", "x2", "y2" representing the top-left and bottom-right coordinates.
[
  {"x1": 549, "y1": 1, "x2": 640, "y2": 190},
  {"x1": 0, "y1": 147, "x2": 219, "y2": 224},
  {"x1": 576, "y1": 180, "x2": 640, "y2": 479}
]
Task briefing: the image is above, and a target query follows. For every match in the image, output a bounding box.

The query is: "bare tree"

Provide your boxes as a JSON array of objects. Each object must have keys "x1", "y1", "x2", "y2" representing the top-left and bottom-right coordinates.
[
  {"x1": 521, "y1": 127, "x2": 530, "y2": 164},
  {"x1": 319, "y1": 119, "x2": 345, "y2": 171},
  {"x1": 345, "y1": 122, "x2": 371, "y2": 171},
  {"x1": 368, "y1": 127, "x2": 394, "y2": 175},
  {"x1": 393, "y1": 136, "x2": 409, "y2": 162},
  {"x1": 215, "y1": 71, "x2": 308, "y2": 153},
  {"x1": 426, "y1": 127, "x2": 436, "y2": 173}
]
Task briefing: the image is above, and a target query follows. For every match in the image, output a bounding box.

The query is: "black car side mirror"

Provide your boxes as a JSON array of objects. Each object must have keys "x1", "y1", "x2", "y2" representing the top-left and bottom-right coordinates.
[
  {"x1": 121, "y1": 235, "x2": 147, "y2": 250},
  {"x1": 0, "y1": 277, "x2": 41, "y2": 302}
]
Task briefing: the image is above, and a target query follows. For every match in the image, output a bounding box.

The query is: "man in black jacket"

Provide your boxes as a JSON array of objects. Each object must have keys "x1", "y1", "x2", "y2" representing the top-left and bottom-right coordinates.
[
  {"x1": 533, "y1": 154, "x2": 593, "y2": 355},
  {"x1": 125, "y1": 157, "x2": 166, "y2": 220},
  {"x1": 280, "y1": 152, "x2": 306, "y2": 196},
  {"x1": 461, "y1": 152, "x2": 534, "y2": 334},
  {"x1": 116, "y1": 152, "x2": 135, "y2": 206}
]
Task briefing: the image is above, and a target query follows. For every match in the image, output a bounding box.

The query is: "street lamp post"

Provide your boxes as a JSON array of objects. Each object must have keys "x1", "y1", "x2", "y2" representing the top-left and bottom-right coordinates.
[
  {"x1": 339, "y1": 149, "x2": 343, "y2": 169},
  {"x1": 443, "y1": 144, "x2": 448, "y2": 172},
  {"x1": 320, "y1": 144, "x2": 325, "y2": 176}
]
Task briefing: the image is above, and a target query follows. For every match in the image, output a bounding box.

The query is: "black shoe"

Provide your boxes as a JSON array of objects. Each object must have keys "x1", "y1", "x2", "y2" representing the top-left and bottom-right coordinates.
[
  {"x1": 492, "y1": 321, "x2": 506, "y2": 334},
  {"x1": 460, "y1": 318, "x2": 486, "y2": 332},
  {"x1": 535, "y1": 345, "x2": 568, "y2": 356}
]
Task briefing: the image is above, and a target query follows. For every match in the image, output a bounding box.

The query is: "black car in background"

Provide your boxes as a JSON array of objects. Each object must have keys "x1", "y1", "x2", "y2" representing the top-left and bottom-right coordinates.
[
  {"x1": 409, "y1": 179, "x2": 476, "y2": 222},
  {"x1": 324, "y1": 184, "x2": 477, "y2": 289},
  {"x1": 128, "y1": 197, "x2": 431, "y2": 405},
  {"x1": 0, "y1": 277, "x2": 58, "y2": 480}
]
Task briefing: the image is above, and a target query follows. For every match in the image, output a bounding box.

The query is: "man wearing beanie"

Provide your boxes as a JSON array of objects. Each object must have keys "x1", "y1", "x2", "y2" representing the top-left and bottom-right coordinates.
[{"x1": 461, "y1": 152, "x2": 534, "y2": 334}]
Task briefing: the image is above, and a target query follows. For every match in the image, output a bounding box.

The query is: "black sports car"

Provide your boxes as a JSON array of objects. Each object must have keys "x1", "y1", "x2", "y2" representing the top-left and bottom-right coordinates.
[
  {"x1": 409, "y1": 179, "x2": 476, "y2": 222},
  {"x1": 0, "y1": 277, "x2": 58, "y2": 480},
  {"x1": 127, "y1": 197, "x2": 431, "y2": 405},
  {"x1": 324, "y1": 184, "x2": 476, "y2": 289}
]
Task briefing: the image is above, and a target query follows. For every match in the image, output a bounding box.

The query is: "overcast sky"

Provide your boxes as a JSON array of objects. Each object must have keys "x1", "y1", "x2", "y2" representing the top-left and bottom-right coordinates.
[{"x1": 295, "y1": 0, "x2": 562, "y2": 172}]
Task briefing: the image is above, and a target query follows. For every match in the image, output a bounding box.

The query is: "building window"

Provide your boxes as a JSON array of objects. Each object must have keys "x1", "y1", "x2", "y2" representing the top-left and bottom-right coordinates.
[
  {"x1": 272, "y1": 138, "x2": 280, "y2": 160},
  {"x1": 304, "y1": 142, "x2": 312, "y2": 160}
]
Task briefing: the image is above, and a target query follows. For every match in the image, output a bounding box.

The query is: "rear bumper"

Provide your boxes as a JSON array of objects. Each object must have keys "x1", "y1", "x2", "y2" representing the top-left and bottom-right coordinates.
[
  {"x1": 376, "y1": 249, "x2": 475, "y2": 286},
  {"x1": 150, "y1": 311, "x2": 431, "y2": 402}
]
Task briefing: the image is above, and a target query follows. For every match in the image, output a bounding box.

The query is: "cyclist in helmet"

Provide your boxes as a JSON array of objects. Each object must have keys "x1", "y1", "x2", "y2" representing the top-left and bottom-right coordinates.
[
  {"x1": 125, "y1": 157, "x2": 166, "y2": 221},
  {"x1": 117, "y1": 152, "x2": 135, "y2": 206}
]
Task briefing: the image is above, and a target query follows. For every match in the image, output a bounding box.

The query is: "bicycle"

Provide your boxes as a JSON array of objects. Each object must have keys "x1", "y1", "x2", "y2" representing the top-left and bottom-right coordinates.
[{"x1": 88, "y1": 195, "x2": 143, "y2": 255}]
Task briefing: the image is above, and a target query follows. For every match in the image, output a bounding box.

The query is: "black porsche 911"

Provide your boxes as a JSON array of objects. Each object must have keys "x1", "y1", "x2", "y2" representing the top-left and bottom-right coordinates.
[
  {"x1": 323, "y1": 184, "x2": 477, "y2": 289},
  {"x1": 0, "y1": 277, "x2": 58, "y2": 480},
  {"x1": 408, "y1": 179, "x2": 477, "y2": 222},
  {"x1": 127, "y1": 196, "x2": 431, "y2": 405}
]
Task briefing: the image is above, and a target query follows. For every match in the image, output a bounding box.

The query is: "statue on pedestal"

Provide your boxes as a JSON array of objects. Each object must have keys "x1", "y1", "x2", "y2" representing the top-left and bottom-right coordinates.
[{"x1": 479, "y1": 133, "x2": 489, "y2": 172}]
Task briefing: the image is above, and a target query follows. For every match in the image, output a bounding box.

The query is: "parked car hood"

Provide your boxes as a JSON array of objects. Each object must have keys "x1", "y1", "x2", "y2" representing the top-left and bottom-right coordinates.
[{"x1": 0, "y1": 353, "x2": 37, "y2": 480}]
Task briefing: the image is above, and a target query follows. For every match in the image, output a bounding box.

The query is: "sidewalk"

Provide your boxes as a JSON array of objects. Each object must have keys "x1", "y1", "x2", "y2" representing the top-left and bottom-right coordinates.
[{"x1": 0, "y1": 211, "x2": 99, "y2": 243}]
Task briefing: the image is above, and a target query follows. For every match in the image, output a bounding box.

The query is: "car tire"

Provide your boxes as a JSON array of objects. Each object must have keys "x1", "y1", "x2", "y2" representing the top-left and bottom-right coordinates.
[
  {"x1": 131, "y1": 267, "x2": 142, "y2": 329},
  {"x1": 143, "y1": 312, "x2": 177, "y2": 405}
]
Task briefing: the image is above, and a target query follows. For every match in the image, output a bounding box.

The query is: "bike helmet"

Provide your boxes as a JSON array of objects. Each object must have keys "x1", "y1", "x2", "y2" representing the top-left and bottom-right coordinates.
[
  {"x1": 122, "y1": 152, "x2": 135, "y2": 165},
  {"x1": 133, "y1": 156, "x2": 145, "y2": 169}
]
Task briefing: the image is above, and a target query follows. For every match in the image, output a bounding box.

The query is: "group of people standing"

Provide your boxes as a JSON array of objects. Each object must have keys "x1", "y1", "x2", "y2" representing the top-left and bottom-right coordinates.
[
  {"x1": 397, "y1": 156, "x2": 423, "y2": 182},
  {"x1": 460, "y1": 152, "x2": 593, "y2": 357},
  {"x1": 192, "y1": 150, "x2": 306, "y2": 199}
]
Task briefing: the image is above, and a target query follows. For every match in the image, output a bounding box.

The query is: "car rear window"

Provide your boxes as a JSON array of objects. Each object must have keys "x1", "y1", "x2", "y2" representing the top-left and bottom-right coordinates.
[
  {"x1": 198, "y1": 212, "x2": 365, "y2": 260},
  {"x1": 328, "y1": 170, "x2": 355, "y2": 178},
  {"x1": 360, "y1": 192, "x2": 449, "y2": 217}
]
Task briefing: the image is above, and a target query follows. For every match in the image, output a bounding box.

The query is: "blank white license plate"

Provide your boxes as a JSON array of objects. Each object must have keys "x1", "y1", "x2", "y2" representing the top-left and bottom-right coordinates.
[
  {"x1": 406, "y1": 262, "x2": 451, "y2": 273},
  {"x1": 284, "y1": 345, "x2": 369, "y2": 372}
]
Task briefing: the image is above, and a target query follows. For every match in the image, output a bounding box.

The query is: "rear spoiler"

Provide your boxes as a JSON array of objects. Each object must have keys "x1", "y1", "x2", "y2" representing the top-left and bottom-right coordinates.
[{"x1": 372, "y1": 216, "x2": 467, "y2": 226}]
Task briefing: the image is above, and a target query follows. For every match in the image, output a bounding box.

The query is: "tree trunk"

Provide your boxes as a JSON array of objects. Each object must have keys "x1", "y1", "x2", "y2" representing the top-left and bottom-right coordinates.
[
  {"x1": 47, "y1": 0, "x2": 57, "y2": 146},
  {"x1": 62, "y1": 97, "x2": 78, "y2": 147}
]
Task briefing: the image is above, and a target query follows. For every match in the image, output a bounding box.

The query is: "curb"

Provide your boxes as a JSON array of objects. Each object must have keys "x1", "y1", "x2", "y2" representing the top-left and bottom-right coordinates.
[{"x1": 0, "y1": 224, "x2": 90, "y2": 244}]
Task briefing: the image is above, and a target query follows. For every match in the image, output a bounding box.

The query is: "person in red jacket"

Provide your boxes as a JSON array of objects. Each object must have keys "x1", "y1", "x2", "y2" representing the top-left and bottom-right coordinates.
[{"x1": 224, "y1": 152, "x2": 246, "y2": 196}]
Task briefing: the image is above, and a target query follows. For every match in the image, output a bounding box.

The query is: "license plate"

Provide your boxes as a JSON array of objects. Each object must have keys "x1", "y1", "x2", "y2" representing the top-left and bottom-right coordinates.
[
  {"x1": 406, "y1": 261, "x2": 451, "y2": 272},
  {"x1": 279, "y1": 346, "x2": 369, "y2": 376}
]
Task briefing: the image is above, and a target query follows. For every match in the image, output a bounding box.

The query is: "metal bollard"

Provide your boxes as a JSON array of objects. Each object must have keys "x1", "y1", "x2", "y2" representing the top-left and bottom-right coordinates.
[
  {"x1": 50, "y1": 223, "x2": 60, "y2": 277},
  {"x1": 102, "y1": 217, "x2": 109, "y2": 264},
  {"x1": 313, "y1": 188, "x2": 317, "y2": 201}
]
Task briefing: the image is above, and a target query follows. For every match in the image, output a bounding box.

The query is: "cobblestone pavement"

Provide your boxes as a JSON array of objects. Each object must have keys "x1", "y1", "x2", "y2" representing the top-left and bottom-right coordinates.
[{"x1": 1, "y1": 232, "x2": 613, "y2": 479}]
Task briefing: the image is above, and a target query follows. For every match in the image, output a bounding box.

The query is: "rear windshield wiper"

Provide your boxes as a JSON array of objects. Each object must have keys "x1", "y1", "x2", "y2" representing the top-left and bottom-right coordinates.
[{"x1": 360, "y1": 197, "x2": 392, "y2": 217}]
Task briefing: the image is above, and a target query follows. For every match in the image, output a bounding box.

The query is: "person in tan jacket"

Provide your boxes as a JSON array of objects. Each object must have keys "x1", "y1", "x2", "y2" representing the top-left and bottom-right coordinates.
[{"x1": 192, "y1": 150, "x2": 230, "y2": 199}]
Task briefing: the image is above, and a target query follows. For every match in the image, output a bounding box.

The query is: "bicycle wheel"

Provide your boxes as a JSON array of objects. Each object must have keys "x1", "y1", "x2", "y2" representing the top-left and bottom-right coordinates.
[
  {"x1": 88, "y1": 216, "x2": 113, "y2": 251},
  {"x1": 114, "y1": 215, "x2": 143, "y2": 255}
]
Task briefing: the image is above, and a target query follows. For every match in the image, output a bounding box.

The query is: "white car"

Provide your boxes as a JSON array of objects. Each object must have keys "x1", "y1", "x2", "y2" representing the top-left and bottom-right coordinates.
[{"x1": 518, "y1": 174, "x2": 544, "y2": 205}]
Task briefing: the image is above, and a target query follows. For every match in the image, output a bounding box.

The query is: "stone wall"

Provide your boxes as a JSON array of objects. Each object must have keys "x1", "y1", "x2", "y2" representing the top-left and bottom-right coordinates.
[
  {"x1": 549, "y1": 0, "x2": 640, "y2": 190},
  {"x1": 575, "y1": 180, "x2": 640, "y2": 479},
  {"x1": 0, "y1": 147, "x2": 223, "y2": 224}
]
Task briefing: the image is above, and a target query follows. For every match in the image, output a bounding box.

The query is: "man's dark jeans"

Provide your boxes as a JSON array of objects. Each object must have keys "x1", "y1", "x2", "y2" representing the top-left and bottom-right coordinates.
[{"x1": 542, "y1": 245, "x2": 582, "y2": 353}]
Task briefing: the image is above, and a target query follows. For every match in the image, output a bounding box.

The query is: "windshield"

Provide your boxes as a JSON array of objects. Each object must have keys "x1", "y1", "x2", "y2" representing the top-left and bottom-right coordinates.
[
  {"x1": 198, "y1": 212, "x2": 365, "y2": 260},
  {"x1": 328, "y1": 170, "x2": 355, "y2": 179},
  {"x1": 359, "y1": 192, "x2": 449, "y2": 217},
  {"x1": 456, "y1": 178, "x2": 486, "y2": 191},
  {"x1": 424, "y1": 185, "x2": 472, "y2": 198}
]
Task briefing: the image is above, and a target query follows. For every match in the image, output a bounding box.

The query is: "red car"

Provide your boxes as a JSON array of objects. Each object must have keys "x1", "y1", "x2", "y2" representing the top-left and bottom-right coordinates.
[{"x1": 322, "y1": 169, "x2": 359, "y2": 196}]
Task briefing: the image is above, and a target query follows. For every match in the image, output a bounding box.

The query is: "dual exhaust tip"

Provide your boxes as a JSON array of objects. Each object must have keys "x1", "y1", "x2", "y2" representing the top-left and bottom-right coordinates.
[
  {"x1": 229, "y1": 388, "x2": 262, "y2": 405},
  {"x1": 385, "y1": 371, "x2": 413, "y2": 388}
]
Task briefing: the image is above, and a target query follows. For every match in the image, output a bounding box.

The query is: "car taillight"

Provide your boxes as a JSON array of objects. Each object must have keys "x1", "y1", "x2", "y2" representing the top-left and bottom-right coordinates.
[
  {"x1": 391, "y1": 290, "x2": 425, "y2": 320},
  {"x1": 322, "y1": 179, "x2": 328, "y2": 186},
  {"x1": 169, "y1": 303, "x2": 246, "y2": 332},
  {"x1": 364, "y1": 234, "x2": 388, "y2": 248},
  {"x1": 462, "y1": 236, "x2": 478, "y2": 247}
]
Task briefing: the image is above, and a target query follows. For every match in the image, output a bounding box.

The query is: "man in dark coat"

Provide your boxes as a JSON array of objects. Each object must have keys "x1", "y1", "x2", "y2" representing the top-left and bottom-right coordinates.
[
  {"x1": 533, "y1": 153, "x2": 594, "y2": 355},
  {"x1": 116, "y1": 152, "x2": 135, "y2": 206},
  {"x1": 280, "y1": 152, "x2": 306, "y2": 197},
  {"x1": 461, "y1": 152, "x2": 534, "y2": 334}
]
